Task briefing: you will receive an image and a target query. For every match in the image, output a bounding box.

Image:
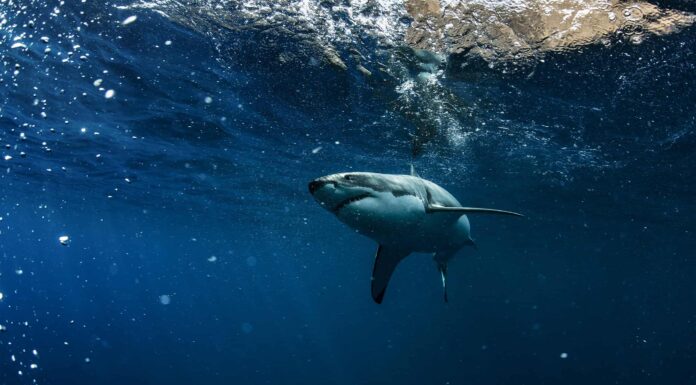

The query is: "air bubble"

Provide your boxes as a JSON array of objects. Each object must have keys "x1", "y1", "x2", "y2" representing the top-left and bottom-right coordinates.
[
  {"x1": 122, "y1": 15, "x2": 138, "y2": 25},
  {"x1": 159, "y1": 294, "x2": 171, "y2": 305}
]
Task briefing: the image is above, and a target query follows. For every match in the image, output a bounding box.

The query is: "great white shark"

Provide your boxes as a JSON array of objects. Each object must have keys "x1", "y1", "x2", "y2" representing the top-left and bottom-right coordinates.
[{"x1": 308, "y1": 167, "x2": 522, "y2": 304}]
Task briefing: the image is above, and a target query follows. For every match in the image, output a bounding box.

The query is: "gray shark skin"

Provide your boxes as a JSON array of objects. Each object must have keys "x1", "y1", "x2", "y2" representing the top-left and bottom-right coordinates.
[{"x1": 308, "y1": 170, "x2": 522, "y2": 304}]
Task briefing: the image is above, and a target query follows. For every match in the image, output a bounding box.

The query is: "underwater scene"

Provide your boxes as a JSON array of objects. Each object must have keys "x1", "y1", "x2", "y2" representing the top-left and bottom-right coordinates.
[{"x1": 0, "y1": 0, "x2": 695, "y2": 384}]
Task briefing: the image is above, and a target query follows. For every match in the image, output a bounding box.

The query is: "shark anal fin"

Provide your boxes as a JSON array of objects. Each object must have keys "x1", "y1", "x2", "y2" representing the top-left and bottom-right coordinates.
[
  {"x1": 427, "y1": 205, "x2": 524, "y2": 217},
  {"x1": 371, "y1": 245, "x2": 410, "y2": 304}
]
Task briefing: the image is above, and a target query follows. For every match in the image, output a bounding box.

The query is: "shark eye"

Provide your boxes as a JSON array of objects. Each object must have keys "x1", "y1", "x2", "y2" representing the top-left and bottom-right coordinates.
[{"x1": 343, "y1": 174, "x2": 353, "y2": 181}]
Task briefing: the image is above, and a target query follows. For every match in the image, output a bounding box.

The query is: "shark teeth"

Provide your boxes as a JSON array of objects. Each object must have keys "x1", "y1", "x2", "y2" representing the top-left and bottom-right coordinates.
[{"x1": 333, "y1": 193, "x2": 371, "y2": 213}]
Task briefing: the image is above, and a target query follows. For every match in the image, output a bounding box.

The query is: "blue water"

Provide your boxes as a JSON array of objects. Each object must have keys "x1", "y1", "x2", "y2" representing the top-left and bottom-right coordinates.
[{"x1": 1, "y1": 1, "x2": 695, "y2": 384}]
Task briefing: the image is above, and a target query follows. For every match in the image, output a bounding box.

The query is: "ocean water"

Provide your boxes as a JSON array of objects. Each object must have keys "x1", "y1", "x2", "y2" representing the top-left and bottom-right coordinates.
[{"x1": 0, "y1": 1, "x2": 695, "y2": 384}]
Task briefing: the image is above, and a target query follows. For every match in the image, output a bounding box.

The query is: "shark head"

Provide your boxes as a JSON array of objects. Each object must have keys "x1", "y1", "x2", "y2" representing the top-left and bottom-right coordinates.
[
  {"x1": 308, "y1": 172, "x2": 384, "y2": 214},
  {"x1": 308, "y1": 172, "x2": 430, "y2": 244}
]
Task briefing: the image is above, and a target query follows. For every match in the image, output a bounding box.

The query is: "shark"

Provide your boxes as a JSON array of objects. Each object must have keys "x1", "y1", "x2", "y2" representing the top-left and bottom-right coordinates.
[{"x1": 308, "y1": 167, "x2": 522, "y2": 304}]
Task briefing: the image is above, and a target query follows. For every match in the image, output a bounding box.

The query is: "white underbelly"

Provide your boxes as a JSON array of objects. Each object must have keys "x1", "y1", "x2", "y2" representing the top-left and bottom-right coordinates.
[{"x1": 336, "y1": 194, "x2": 471, "y2": 252}]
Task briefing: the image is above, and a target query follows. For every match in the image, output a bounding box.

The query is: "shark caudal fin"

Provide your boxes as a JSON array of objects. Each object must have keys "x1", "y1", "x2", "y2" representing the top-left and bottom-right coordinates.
[
  {"x1": 371, "y1": 245, "x2": 410, "y2": 304},
  {"x1": 427, "y1": 204, "x2": 524, "y2": 217}
]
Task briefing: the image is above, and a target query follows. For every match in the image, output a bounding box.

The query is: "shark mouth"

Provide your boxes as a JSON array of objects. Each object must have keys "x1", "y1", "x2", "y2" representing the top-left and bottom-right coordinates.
[{"x1": 333, "y1": 193, "x2": 371, "y2": 213}]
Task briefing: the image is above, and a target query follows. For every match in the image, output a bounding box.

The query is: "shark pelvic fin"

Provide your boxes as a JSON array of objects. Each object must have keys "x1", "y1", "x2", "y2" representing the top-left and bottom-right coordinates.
[
  {"x1": 466, "y1": 237, "x2": 478, "y2": 250},
  {"x1": 371, "y1": 245, "x2": 410, "y2": 304},
  {"x1": 427, "y1": 204, "x2": 524, "y2": 217},
  {"x1": 438, "y1": 263, "x2": 448, "y2": 303}
]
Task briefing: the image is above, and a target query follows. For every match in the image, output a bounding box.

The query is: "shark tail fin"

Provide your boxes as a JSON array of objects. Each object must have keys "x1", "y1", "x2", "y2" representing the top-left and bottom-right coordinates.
[{"x1": 438, "y1": 262, "x2": 448, "y2": 303}]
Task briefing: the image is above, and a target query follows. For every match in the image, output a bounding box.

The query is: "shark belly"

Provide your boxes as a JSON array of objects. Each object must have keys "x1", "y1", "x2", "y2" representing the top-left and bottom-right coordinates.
[
  {"x1": 412, "y1": 213, "x2": 471, "y2": 253},
  {"x1": 336, "y1": 193, "x2": 471, "y2": 252}
]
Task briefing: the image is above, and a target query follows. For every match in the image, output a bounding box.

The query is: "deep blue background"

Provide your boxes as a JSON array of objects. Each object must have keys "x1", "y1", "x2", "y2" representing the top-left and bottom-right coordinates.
[{"x1": 0, "y1": 1, "x2": 694, "y2": 384}]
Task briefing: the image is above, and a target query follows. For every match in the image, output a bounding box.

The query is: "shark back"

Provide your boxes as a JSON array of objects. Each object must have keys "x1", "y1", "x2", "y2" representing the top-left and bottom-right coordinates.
[{"x1": 418, "y1": 177, "x2": 462, "y2": 208}]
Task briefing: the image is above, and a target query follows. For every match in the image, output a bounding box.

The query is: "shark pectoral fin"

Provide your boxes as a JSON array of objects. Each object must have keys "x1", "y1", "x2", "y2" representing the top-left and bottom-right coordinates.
[
  {"x1": 371, "y1": 245, "x2": 410, "y2": 304},
  {"x1": 427, "y1": 204, "x2": 524, "y2": 217}
]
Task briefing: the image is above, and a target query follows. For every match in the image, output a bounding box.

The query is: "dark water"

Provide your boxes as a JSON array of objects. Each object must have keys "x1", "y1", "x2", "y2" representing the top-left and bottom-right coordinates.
[{"x1": 0, "y1": 1, "x2": 694, "y2": 384}]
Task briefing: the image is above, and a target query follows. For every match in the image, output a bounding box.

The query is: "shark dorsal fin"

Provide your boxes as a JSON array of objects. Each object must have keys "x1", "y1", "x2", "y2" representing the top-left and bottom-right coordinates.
[{"x1": 410, "y1": 164, "x2": 420, "y2": 178}]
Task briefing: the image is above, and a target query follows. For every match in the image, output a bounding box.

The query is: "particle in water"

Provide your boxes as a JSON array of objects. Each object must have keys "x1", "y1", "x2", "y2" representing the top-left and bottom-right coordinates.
[
  {"x1": 84, "y1": 357, "x2": 91, "y2": 363},
  {"x1": 30, "y1": 364, "x2": 38, "y2": 369},
  {"x1": 246, "y1": 256, "x2": 257, "y2": 267},
  {"x1": 11, "y1": 42, "x2": 27, "y2": 49},
  {"x1": 204, "y1": 96, "x2": 213, "y2": 104},
  {"x1": 105, "y1": 90, "x2": 115, "y2": 99},
  {"x1": 207, "y1": 256, "x2": 217, "y2": 262},
  {"x1": 15, "y1": 269, "x2": 23, "y2": 275},
  {"x1": 560, "y1": 352, "x2": 568, "y2": 359},
  {"x1": 159, "y1": 294, "x2": 171, "y2": 305},
  {"x1": 93, "y1": 79, "x2": 103, "y2": 87},
  {"x1": 241, "y1": 322, "x2": 253, "y2": 334},
  {"x1": 3, "y1": 155, "x2": 11, "y2": 161},
  {"x1": 0, "y1": 324, "x2": 6, "y2": 332},
  {"x1": 122, "y1": 15, "x2": 138, "y2": 25},
  {"x1": 0, "y1": 292, "x2": 3, "y2": 300},
  {"x1": 311, "y1": 146, "x2": 322, "y2": 154},
  {"x1": 59, "y1": 235, "x2": 70, "y2": 245},
  {"x1": 40, "y1": 36, "x2": 49, "y2": 43},
  {"x1": 165, "y1": 40, "x2": 172, "y2": 46},
  {"x1": 32, "y1": 349, "x2": 38, "y2": 356}
]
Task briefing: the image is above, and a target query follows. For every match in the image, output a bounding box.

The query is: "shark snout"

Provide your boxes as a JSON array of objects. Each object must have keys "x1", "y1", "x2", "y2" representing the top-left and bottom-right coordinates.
[
  {"x1": 308, "y1": 180, "x2": 321, "y2": 194},
  {"x1": 308, "y1": 179, "x2": 330, "y2": 195}
]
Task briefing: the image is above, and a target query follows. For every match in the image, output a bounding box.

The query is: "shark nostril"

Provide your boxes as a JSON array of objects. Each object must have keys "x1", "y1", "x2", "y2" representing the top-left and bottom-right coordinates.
[{"x1": 308, "y1": 180, "x2": 325, "y2": 194}]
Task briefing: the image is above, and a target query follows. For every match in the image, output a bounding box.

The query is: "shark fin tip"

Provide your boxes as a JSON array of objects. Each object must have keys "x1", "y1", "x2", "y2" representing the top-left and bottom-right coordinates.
[{"x1": 373, "y1": 290, "x2": 385, "y2": 304}]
